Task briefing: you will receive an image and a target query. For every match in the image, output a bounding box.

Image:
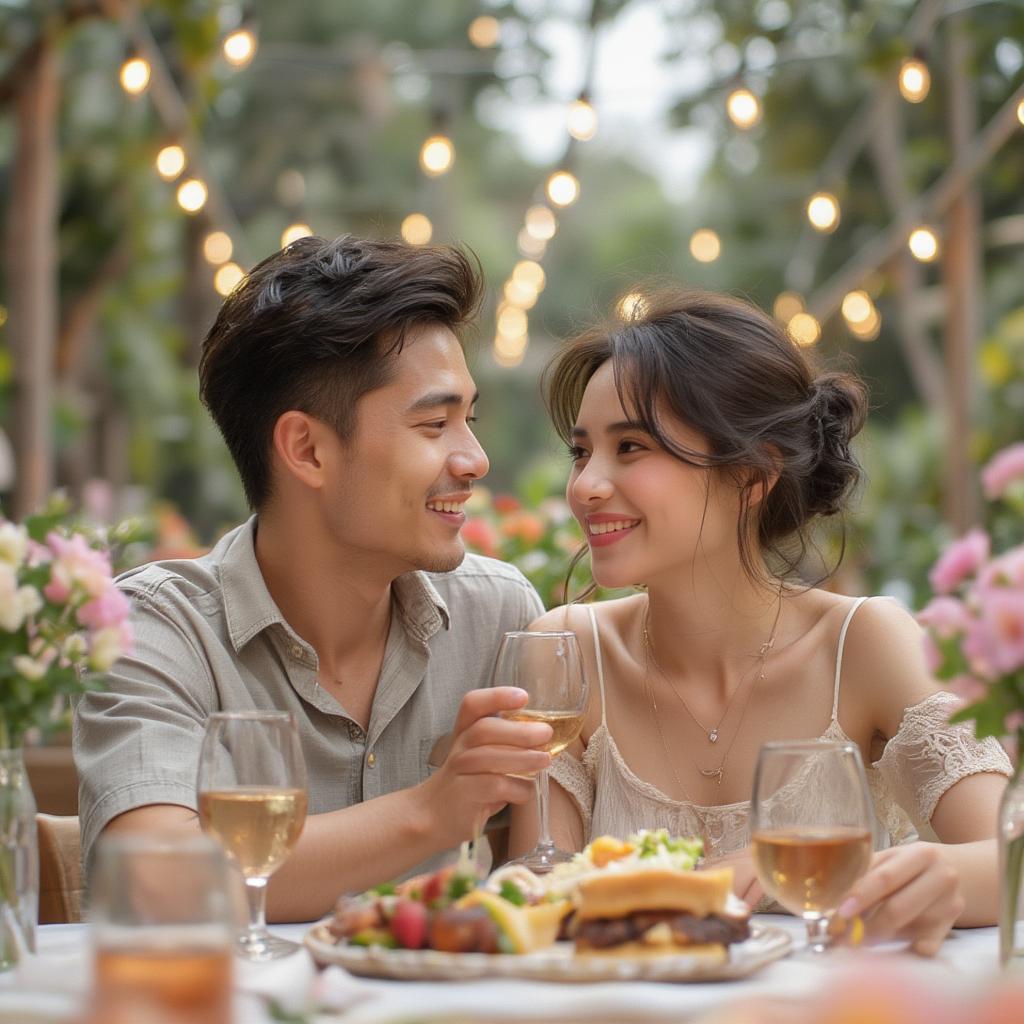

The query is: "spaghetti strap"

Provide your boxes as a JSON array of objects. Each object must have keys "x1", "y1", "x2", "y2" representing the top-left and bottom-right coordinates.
[
  {"x1": 832, "y1": 596, "x2": 870, "y2": 722},
  {"x1": 585, "y1": 604, "x2": 608, "y2": 729}
]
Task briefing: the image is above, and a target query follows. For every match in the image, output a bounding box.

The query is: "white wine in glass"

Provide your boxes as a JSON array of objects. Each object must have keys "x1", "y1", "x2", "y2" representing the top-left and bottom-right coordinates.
[
  {"x1": 197, "y1": 711, "x2": 308, "y2": 961},
  {"x1": 495, "y1": 630, "x2": 588, "y2": 873},
  {"x1": 751, "y1": 740, "x2": 874, "y2": 953}
]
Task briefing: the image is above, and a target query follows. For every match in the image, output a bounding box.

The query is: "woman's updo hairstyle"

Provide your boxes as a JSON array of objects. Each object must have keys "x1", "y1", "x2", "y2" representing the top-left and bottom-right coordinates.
[{"x1": 544, "y1": 288, "x2": 868, "y2": 583}]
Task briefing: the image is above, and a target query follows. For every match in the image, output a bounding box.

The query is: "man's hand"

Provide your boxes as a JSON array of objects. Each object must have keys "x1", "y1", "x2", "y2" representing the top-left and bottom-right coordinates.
[
  {"x1": 836, "y1": 843, "x2": 965, "y2": 956},
  {"x1": 416, "y1": 687, "x2": 553, "y2": 848}
]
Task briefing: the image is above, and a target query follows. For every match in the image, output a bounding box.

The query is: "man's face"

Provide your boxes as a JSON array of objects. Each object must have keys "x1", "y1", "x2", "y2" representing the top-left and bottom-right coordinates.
[{"x1": 323, "y1": 324, "x2": 489, "y2": 576}]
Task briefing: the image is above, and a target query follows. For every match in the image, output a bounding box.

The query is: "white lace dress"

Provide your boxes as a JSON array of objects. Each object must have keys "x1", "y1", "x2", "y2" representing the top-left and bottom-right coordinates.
[{"x1": 550, "y1": 598, "x2": 1012, "y2": 857}]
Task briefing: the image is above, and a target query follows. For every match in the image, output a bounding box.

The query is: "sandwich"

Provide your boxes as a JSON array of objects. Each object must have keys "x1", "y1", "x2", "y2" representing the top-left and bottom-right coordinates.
[{"x1": 572, "y1": 865, "x2": 751, "y2": 962}]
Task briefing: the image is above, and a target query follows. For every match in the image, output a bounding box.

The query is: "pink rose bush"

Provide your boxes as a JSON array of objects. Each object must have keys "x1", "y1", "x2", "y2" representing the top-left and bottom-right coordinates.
[
  {"x1": 918, "y1": 444, "x2": 1024, "y2": 744},
  {"x1": 0, "y1": 509, "x2": 133, "y2": 748}
]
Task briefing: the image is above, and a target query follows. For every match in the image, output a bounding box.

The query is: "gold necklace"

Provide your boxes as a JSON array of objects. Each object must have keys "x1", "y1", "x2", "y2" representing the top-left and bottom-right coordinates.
[
  {"x1": 641, "y1": 592, "x2": 783, "y2": 787},
  {"x1": 641, "y1": 594, "x2": 782, "y2": 745}
]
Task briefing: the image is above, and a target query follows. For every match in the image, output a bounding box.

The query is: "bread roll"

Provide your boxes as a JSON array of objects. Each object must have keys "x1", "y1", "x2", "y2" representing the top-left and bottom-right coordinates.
[{"x1": 575, "y1": 867, "x2": 733, "y2": 921}]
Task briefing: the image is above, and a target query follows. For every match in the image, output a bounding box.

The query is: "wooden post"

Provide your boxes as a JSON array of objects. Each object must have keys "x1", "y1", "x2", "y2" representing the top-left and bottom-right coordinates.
[
  {"x1": 943, "y1": 14, "x2": 982, "y2": 531},
  {"x1": 6, "y1": 38, "x2": 59, "y2": 518}
]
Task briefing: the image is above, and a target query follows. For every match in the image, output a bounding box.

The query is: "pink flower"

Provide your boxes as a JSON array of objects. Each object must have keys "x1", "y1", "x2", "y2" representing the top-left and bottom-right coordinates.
[
  {"x1": 928, "y1": 529, "x2": 990, "y2": 594},
  {"x1": 44, "y1": 531, "x2": 114, "y2": 602},
  {"x1": 976, "y1": 545, "x2": 1024, "y2": 591},
  {"x1": 948, "y1": 674, "x2": 987, "y2": 703},
  {"x1": 981, "y1": 442, "x2": 1024, "y2": 499},
  {"x1": 917, "y1": 596, "x2": 969, "y2": 638},
  {"x1": 77, "y1": 587, "x2": 131, "y2": 631},
  {"x1": 1004, "y1": 710, "x2": 1024, "y2": 733},
  {"x1": 962, "y1": 588, "x2": 1024, "y2": 676}
]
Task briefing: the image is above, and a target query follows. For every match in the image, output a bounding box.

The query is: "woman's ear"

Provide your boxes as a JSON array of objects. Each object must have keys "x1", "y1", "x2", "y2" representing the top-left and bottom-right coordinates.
[
  {"x1": 747, "y1": 444, "x2": 783, "y2": 507},
  {"x1": 271, "y1": 411, "x2": 329, "y2": 491}
]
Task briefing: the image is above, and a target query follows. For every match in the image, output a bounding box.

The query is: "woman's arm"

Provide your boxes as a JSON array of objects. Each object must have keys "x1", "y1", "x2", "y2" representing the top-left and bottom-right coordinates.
[{"x1": 836, "y1": 599, "x2": 1008, "y2": 950}]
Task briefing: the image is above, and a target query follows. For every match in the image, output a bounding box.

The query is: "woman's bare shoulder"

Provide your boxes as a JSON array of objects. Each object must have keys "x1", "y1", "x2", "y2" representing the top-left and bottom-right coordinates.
[{"x1": 529, "y1": 593, "x2": 646, "y2": 636}]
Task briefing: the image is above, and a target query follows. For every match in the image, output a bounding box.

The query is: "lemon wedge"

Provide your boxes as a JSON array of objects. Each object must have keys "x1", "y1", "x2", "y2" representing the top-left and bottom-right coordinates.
[{"x1": 456, "y1": 891, "x2": 571, "y2": 953}]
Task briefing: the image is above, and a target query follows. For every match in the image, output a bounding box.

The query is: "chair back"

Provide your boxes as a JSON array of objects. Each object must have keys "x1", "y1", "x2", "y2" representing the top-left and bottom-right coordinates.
[{"x1": 37, "y1": 813, "x2": 83, "y2": 924}]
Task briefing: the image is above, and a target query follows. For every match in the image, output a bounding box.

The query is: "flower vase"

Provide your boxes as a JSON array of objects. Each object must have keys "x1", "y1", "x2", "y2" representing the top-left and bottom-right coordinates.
[
  {"x1": 0, "y1": 749, "x2": 37, "y2": 971},
  {"x1": 1000, "y1": 738, "x2": 1024, "y2": 971}
]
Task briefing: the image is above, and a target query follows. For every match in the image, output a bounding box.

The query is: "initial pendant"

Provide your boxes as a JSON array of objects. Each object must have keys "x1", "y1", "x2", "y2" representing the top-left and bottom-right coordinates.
[
  {"x1": 700, "y1": 766, "x2": 724, "y2": 785},
  {"x1": 708, "y1": 729, "x2": 719, "y2": 744}
]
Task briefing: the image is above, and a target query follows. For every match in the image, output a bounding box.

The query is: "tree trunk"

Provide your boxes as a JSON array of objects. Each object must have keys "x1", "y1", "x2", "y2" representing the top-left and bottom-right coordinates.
[
  {"x1": 943, "y1": 15, "x2": 982, "y2": 531},
  {"x1": 6, "y1": 38, "x2": 59, "y2": 518}
]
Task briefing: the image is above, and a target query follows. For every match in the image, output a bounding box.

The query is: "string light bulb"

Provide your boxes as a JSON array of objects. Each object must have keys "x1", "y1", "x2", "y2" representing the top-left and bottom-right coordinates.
[
  {"x1": 281, "y1": 223, "x2": 313, "y2": 248},
  {"x1": 401, "y1": 213, "x2": 433, "y2": 245},
  {"x1": 214, "y1": 262, "x2": 245, "y2": 296},
  {"x1": 898, "y1": 57, "x2": 930, "y2": 103},
  {"x1": 176, "y1": 178, "x2": 208, "y2": 214},
  {"x1": 1017, "y1": 99, "x2": 1024, "y2": 126},
  {"x1": 567, "y1": 98, "x2": 598, "y2": 141},
  {"x1": 468, "y1": 15, "x2": 500, "y2": 48},
  {"x1": 203, "y1": 231, "x2": 233, "y2": 265},
  {"x1": 806, "y1": 192, "x2": 841, "y2": 233},
  {"x1": 497, "y1": 305, "x2": 528, "y2": 338},
  {"x1": 512, "y1": 261, "x2": 545, "y2": 292},
  {"x1": 546, "y1": 170, "x2": 580, "y2": 208},
  {"x1": 616, "y1": 292, "x2": 648, "y2": 320},
  {"x1": 517, "y1": 229, "x2": 546, "y2": 260},
  {"x1": 773, "y1": 292, "x2": 804, "y2": 322},
  {"x1": 689, "y1": 229, "x2": 721, "y2": 263},
  {"x1": 155, "y1": 145, "x2": 186, "y2": 180},
  {"x1": 726, "y1": 87, "x2": 762, "y2": 129},
  {"x1": 119, "y1": 56, "x2": 151, "y2": 95},
  {"x1": 223, "y1": 28, "x2": 257, "y2": 68},
  {"x1": 787, "y1": 312, "x2": 821, "y2": 347},
  {"x1": 848, "y1": 308, "x2": 882, "y2": 341},
  {"x1": 524, "y1": 205, "x2": 557, "y2": 241},
  {"x1": 504, "y1": 279, "x2": 538, "y2": 309},
  {"x1": 908, "y1": 227, "x2": 940, "y2": 262},
  {"x1": 841, "y1": 290, "x2": 874, "y2": 325},
  {"x1": 493, "y1": 332, "x2": 527, "y2": 367},
  {"x1": 420, "y1": 135, "x2": 455, "y2": 176}
]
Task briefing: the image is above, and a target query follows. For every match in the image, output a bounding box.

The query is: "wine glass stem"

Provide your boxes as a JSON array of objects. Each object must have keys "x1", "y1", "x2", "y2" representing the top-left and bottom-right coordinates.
[
  {"x1": 804, "y1": 914, "x2": 830, "y2": 954},
  {"x1": 244, "y1": 877, "x2": 269, "y2": 941},
  {"x1": 535, "y1": 767, "x2": 553, "y2": 849}
]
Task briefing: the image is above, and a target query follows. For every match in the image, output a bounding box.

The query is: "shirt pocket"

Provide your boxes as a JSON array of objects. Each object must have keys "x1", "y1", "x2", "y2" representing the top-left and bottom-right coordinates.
[{"x1": 420, "y1": 734, "x2": 451, "y2": 778}]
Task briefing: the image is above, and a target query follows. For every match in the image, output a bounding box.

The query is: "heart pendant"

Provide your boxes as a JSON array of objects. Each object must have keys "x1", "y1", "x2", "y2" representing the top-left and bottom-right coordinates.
[{"x1": 709, "y1": 729, "x2": 719, "y2": 743}]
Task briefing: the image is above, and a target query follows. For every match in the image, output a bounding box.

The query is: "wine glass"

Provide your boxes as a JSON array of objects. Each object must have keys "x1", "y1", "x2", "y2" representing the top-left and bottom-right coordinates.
[
  {"x1": 89, "y1": 833, "x2": 234, "y2": 1024},
  {"x1": 750, "y1": 739, "x2": 874, "y2": 953},
  {"x1": 495, "y1": 630, "x2": 588, "y2": 874},
  {"x1": 197, "y1": 711, "x2": 308, "y2": 961}
]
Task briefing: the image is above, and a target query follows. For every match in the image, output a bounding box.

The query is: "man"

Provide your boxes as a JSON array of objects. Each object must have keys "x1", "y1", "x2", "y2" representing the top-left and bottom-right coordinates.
[{"x1": 74, "y1": 235, "x2": 553, "y2": 922}]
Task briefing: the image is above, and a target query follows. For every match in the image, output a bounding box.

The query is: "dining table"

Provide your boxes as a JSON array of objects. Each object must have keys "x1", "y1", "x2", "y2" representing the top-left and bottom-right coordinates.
[{"x1": 0, "y1": 916, "x2": 1012, "y2": 1024}]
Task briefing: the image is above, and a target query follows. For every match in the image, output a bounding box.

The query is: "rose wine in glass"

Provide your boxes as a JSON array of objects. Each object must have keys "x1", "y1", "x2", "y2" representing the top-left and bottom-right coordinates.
[
  {"x1": 495, "y1": 630, "x2": 588, "y2": 874},
  {"x1": 197, "y1": 711, "x2": 308, "y2": 961},
  {"x1": 751, "y1": 740, "x2": 874, "y2": 953},
  {"x1": 89, "y1": 833, "x2": 234, "y2": 1024}
]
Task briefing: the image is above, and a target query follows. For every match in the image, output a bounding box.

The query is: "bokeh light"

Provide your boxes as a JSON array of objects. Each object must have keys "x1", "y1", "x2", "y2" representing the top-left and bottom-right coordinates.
[
  {"x1": 281, "y1": 223, "x2": 313, "y2": 247},
  {"x1": 726, "y1": 88, "x2": 762, "y2": 129},
  {"x1": 203, "y1": 231, "x2": 233, "y2": 265},
  {"x1": 525, "y1": 205, "x2": 557, "y2": 241},
  {"x1": 841, "y1": 290, "x2": 874, "y2": 325},
  {"x1": 214, "y1": 262, "x2": 245, "y2": 296},
  {"x1": 787, "y1": 312, "x2": 821, "y2": 347},
  {"x1": 616, "y1": 292, "x2": 648, "y2": 320},
  {"x1": 807, "y1": 192, "x2": 840, "y2": 232},
  {"x1": 119, "y1": 57, "x2": 151, "y2": 95},
  {"x1": 898, "y1": 58, "x2": 930, "y2": 103},
  {"x1": 773, "y1": 292, "x2": 804, "y2": 322},
  {"x1": 512, "y1": 261, "x2": 546, "y2": 292},
  {"x1": 155, "y1": 145, "x2": 186, "y2": 180},
  {"x1": 567, "y1": 99, "x2": 598, "y2": 141},
  {"x1": 223, "y1": 29, "x2": 257, "y2": 67},
  {"x1": 176, "y1": 178, "x2": 208, "y2": 213},
  {"x1": 546, "y1": 171, "x2": 580, "y2": 207},
  {"x1": 401, "y1": 213, "x2": 433, "y2": 245},
  {"x1": 420, "y1": 135, "x2": 455, "y2": 176},
  {"x1": 908, "y1": 226, "x2": 940, "y2": 262},
  {"x1": 468, "y1": 16, "x2": 500, "y2": 48},
  {"x1": 689, "y1": 228, "x2": 721, "y2": 263}
]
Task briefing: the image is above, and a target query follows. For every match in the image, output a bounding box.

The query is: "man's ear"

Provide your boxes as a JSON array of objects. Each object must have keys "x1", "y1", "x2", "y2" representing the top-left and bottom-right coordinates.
[
  {"x1": 271, "y1": 411, "x2": 333, "y2": 491},
  {"x1": 747, "y1": 444, "x2": 783, "y2": 508}
]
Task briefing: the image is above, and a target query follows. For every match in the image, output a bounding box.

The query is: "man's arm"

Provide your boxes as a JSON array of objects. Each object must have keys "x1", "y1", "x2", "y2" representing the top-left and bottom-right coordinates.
[{"x1": 103, "y1": 686, "x2": 553, "y2": 921}]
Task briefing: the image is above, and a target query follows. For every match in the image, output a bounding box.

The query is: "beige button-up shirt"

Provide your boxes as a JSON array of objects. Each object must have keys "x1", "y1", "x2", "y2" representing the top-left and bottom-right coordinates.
[{"x1": 74, "y1": 517, "x2": 544, "y2": 870}]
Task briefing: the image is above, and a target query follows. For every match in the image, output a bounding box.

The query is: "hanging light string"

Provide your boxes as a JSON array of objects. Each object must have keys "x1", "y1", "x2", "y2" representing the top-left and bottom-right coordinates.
[{"x1": 122, "y1": 11, "x2": 255, "y2": 293}]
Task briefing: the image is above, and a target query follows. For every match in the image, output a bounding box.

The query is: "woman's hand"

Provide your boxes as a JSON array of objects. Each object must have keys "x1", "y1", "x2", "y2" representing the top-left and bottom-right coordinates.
[
  {"x1": 837, "y1": 842, "x2": 965, "y2": 956},
  {"x1": 702, "y1": 846, "x2": 765, "y2": 909}
]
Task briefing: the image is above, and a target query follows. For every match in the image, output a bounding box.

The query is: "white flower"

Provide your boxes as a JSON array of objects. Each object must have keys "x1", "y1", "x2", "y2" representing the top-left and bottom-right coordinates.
[
  {"x1": 88, "y1": 627, "x2": 124, "y2": 672},
  {"x1": 62, "y1": 634, "x2": 88, "y2": 661},
  {"x1": 17, "y1": 585, "x2": 43, "y2": 618},
  {"x1": 0, "y1": 563, "x2": 26, "y2": 632},
  {"x1": 13, "y1": 655, "x2": 46, "y2": 681},
  {"x1": 0, "y1": 523, "x2": 28, "y2": 568}
]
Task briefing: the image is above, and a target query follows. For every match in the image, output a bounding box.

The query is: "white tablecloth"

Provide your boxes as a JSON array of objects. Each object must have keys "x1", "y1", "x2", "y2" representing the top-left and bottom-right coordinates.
[{"x1": 0, "y1": 917, "x2": 1006, "y2": 1023}]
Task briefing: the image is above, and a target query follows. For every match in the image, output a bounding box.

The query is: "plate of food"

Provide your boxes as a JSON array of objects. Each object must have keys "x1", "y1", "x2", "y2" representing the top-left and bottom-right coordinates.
[{"x1": 305, "y1": 830, "x2": 792, "y2": 982}]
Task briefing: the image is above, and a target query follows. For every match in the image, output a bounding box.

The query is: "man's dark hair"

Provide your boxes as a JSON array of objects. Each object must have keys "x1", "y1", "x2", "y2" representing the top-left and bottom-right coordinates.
[{"x1": 199, "y1": 235, "x2": 483, "y2": 510}]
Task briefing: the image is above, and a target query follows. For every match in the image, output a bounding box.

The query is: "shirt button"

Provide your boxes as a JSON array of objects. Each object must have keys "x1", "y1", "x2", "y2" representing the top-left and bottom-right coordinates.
[
  {"x1": 289, "y1": 643, "x2": 304, "y2": 659},
  {"x1": 366, "y1": 752, "x2": 376, "y2": 768}
]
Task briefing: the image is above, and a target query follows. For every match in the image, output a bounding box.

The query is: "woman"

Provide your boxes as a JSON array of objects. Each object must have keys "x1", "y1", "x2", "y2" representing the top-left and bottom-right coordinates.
[{"x1": 510, "y1": 288, "x2": 1010, "y2": 955}]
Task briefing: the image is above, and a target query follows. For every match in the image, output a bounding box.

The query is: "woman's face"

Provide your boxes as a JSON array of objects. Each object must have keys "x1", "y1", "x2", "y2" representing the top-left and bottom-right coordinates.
[{"x1": 566, "y1": 360, "x2": 741, "y2": 590}]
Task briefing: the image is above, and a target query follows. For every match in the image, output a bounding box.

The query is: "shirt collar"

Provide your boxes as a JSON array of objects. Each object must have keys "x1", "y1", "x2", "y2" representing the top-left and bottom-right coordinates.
[{"x1": 220, "y1": 515, "x2": 451, "y2": 651}]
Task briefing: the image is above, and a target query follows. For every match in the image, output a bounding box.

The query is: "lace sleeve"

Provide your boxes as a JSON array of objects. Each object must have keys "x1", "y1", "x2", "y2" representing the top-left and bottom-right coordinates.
[
  {"x1": 875, "y1": 691, "x2": 1012, "y2": 830},
  {"x1": 548, "y1": 750, "x2": 594, "y2": 840}
]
